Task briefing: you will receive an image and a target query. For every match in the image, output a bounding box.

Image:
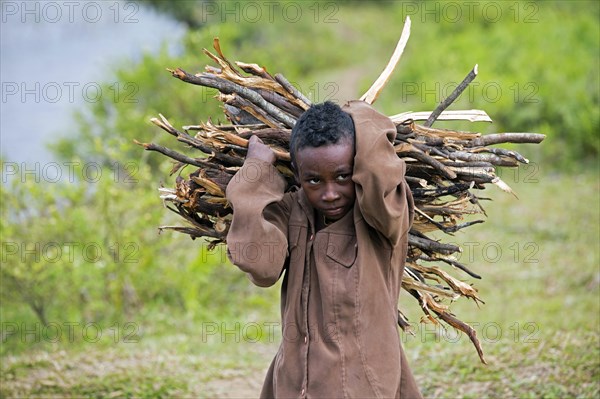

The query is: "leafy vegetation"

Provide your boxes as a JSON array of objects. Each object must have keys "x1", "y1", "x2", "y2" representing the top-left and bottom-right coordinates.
[{"x1": 51, "y1": 0, "x2": 600, "y2": 172}]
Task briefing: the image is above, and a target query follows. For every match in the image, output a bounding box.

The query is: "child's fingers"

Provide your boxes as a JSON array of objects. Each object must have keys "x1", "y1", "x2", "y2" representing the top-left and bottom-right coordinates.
[
  {"x1": 249, "y1": 135, "x2": 264, "y2": 146},
  {"x1": 247, "y1": 135, "x2": 275, "y2": 164}
]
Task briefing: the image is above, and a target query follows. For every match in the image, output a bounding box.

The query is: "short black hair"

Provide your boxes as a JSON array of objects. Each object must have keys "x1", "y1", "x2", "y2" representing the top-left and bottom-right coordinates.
[{"x1": 290, "y1": 101, "x2": 355, "y2": 166}]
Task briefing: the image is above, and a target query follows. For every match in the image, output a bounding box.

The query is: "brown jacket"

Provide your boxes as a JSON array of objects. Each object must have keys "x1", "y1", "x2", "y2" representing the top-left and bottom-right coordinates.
[{"x1": 227, "y1": 101, "x2": 423, "y2": 398}]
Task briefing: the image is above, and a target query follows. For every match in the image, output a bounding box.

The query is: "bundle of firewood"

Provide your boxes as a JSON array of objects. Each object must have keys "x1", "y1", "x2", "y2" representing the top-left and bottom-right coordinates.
[{"x1": 137, "y1": 18, "x2": 544, "y2": 363}]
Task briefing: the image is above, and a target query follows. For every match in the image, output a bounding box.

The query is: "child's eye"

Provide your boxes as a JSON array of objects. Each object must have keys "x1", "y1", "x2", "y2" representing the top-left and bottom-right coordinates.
[
  {"x1": 336, "y1": 174, "x2": 350, "y2": 181},
  {"x1": 308, "y1": 178, "x2": 320, "y2": 185}
]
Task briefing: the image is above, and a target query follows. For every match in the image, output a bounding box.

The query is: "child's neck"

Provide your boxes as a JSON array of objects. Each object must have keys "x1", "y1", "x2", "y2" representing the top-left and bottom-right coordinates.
[{"x1": 315, "y1": 211, "x2": 335, "y2": 232}]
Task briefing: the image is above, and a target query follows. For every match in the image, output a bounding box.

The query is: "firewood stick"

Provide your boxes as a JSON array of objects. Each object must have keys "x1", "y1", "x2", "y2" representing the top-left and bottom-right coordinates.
[
  {"x1": 397, "y1": 310, "x2": 413, "y2": 334},
  {"x1": 474, "y1": 147, "x2": 529, "y2": 164},
  {"x1": 408, "y1": 262, "x2": 482, "y2": 297},
  {"x1": 414, "y1": 207, "x2": 464, "y2": 235},
  {"x1": 223, "y1": 104, "x2": 263, "y2": 126},
  {"x1": 397, "y1": 150, "x2": 458, "y2": 179},
  {"x1": 440, "y1": 160, "x2": 495, "y2": 169},
  {"x1": 405, "y1": 164, "x2": 451, "y2": 180},
  {"x1": 405, "y1": 288, "x2": 486, "y2": 364},
  {"x1": 206, "y1": 40, "x2": 306, "y2": 109},
  {"x1": 452, "y1": 170, "x2": 496, "y2": 183},
  {"x1": 408, "y1": 233, "x2": 461, "y2": 255},
  {"x1": 433, "y1": 309, "x2": 487, "y2": 364},
  {"x1": 425, "y1": 64, "x2": 478, "y2": 127},
  {"x1": 236, "y1": 61, "x2": 276, "y2": 80},
  {"x1": 198, "y1": 131, "x2": 291, "y2": 162},
  {"x1": 391, "y1": 109, "x2": 492, "y2": 124},
  {"x1": 221, "y1": 93, "x2": 284, "y2": 128},
  {"x1": 151, "y1": 114, "x2": 217, "y2": 154},
  {"x1": 418, "y1": 254, "x2": 483, "y2": 279},
  {"x1": 409, "y1": 289, "x2": 449, "y2": 316},
  {"x1": 443, "y1": 220, "x2": 485, "y2": 234},
  {"x1": 151, "y1": 115, "x2": 244, "y2": 167},
  {"x1": 211, "y1": 37, "x2": 242, "y2": 77},
  {"x1": 224, "y1": 91, "x2": 300, "y2": 127},
  {"x1": 134, "y1": 140, "x2": 227, "y2": 172},
  {"x1": 162, "y1": 201, "x2": 215, "y2": 229},
  {"x1": 402, "y1": 274, "x2": 459, "y2": 299},
  {"x1": 255, "y1": 88, "x2": 305, "y2": 118},
  {"x1": 237, "y1": 128, "x2": 291, "y2": 146},
  {"x1": 184, "y1": 123, "x2": 266, "y2": 132},
  {"x1": 463, "y1": 132, "x2": 546, "y2": 147},
  {"x1": 274, "y1": 73, "x2": 312, "y2": 109},
  {"x1": 360, "y1": 16, "x2": 411, "y2": 104},
  {"x1": 433, "y1": 147, "x2": 519, "y2": 167},
  {"x1": 414, "y1": 123, "x2": 481, "y2": 140},
  {"x1": 404, "y1": 176, "x2": 428, "y2": 187},
  {"x1": 169, "y1": 68, "x2": 297, "y2": 128},
  {"x1": 158, "y1": 225, "x2": 221, "y2": 240},
  {"x1": 448, "y1": 165, "x2": 496, "y2": 177},
  {"x1": 412, "y1": 182, "x2": 474, "y2": 198}
]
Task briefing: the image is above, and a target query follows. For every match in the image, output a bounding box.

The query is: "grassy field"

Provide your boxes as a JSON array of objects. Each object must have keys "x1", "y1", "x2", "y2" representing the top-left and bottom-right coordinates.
[{"x1": 2, "y1": 170, "x2": 598, "y2": 398}]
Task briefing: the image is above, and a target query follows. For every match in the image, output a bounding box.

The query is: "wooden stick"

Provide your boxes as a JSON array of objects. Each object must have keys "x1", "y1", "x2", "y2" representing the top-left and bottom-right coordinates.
[
  {"x1": 222, "y1": 93, "x2": 284, "y2": 128},
  {"x1": 404, "y1": 176, "x2": 428, "y2": 187},
  {"x1": 441, "y1": 160, "x2": 494, "y2": 169},
  {"x1": 423, "y1": 64, "x2": 477, "y2": 127},
  {"x1": 411, "y1": 182, "x2": 474, "y2": 199},
  {"x1": 419, "y1": 254, "x2": 483, "y2": 279},
  {"x1": 434, "y1": 147, "x2": 519, "y2": 167},
  {"x1": 463, "y1": 133, "x2": 546, "y2": 147},
  {"x1": 391, "y1": 109, "x2": 492, "y2": 123},
  {"x1": 151, "y1": 115, "x2": 244, "y2": 167},
  {"x1": 408, "y1": 233, "x2": 461, "y2": 255},
  {"x1": 274, "y1": 73, "x2": 312, "y2": 109},
  {"x1": 397, "y1": 309, "x2": 413, "y2": 334},
  {"x1": 236, "y1": 61, "x2": 275, "y2": 80},
  {"x1": 434, "y1": 310, "x2": 487, "y2": 364},
  {"x1": 134, "y1": 140, "x2": 226, "y2": 171},
  {"x1": 255, "y1": 88, "x2": 305, "y2": 118},
  {"x1": 398, "y1": 150, "x2": 458, "y2": 180},
  {"x1": 425, "y1": 64, "x2": 478, "y2": 127},
  {"x1": 158, "y1": 225, "x2": 221, "y2": 240},
  {"x1": 475, "y1": 147, "x2": 529, "y2": 164},
  {"x1": 360, "y1": 16, "x2": 411, "y2": 104},
  {"x1": 169, "y1": 68, "x2": 297, "y2": 128}
]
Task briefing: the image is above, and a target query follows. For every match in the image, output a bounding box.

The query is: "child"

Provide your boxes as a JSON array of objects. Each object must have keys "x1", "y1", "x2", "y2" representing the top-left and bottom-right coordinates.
[{"x1": 226, "y1": 100, "x2": 423, "y2": 398}]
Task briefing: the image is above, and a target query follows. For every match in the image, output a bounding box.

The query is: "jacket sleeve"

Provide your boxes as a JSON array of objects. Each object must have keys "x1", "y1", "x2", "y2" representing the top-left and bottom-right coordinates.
[
  {"x1": 343, "y1": 100, "x2": 415, "y2": 246},
  {"x1": 226, "y1": 158, "x2": 291, "y2": 287}
]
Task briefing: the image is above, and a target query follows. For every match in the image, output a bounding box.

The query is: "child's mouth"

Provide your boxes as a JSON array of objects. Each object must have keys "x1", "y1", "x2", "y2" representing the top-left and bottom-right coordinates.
[{"x1": 323, "y1": 207, "x2": 345, "y2": 218}]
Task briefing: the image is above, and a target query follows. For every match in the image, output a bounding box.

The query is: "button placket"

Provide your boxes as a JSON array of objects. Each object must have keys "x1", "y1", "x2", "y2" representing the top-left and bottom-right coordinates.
[{"x1": 301, "y1": 229, "x2": 313, "y2": 398}]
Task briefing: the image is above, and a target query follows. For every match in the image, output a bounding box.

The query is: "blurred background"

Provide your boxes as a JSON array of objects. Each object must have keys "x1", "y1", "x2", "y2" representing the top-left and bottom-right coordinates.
[{"x1": 1, "y1": 1, "x2": 598, "y2": 397}]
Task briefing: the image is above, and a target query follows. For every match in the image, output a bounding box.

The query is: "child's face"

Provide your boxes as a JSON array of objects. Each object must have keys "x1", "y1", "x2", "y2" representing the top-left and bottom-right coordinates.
[{"x1": 294, "y1": 139, "x2": 355, "y2": 222}]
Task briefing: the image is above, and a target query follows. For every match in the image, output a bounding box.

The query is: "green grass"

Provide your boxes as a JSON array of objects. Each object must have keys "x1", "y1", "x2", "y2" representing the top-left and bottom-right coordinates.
[
  {"x1": 1, "y1": 341, "x2": 273, "y2": 398},
  {"x1": 399, "y1": 168, "x2": 600, "y2": 398},
  {"x1": 2, "y1": 171, "x2": 598, "y2": 398}
]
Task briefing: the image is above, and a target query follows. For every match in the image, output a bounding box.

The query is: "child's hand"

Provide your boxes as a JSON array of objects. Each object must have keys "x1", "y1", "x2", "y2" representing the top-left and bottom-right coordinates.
[{"x1": 247, "y1": 135, "x2": 276, "y2": 165}]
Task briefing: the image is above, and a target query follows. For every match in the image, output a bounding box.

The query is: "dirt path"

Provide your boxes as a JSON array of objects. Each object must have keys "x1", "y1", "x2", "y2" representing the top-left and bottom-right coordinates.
[{"x1": 201, "y1": 372, "x2": 265, "y2": 398}]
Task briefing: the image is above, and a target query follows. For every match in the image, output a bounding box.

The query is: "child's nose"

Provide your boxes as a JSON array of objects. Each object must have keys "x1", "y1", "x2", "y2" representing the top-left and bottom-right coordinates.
[{"x1": 322, "y1": 184, "x2": 340, "y2": 202}]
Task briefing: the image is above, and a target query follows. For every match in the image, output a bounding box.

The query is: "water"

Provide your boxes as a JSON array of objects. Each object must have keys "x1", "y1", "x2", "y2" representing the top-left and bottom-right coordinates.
[{"x1": 0, "y1": 1, "x2": 186, "y2": 166}]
